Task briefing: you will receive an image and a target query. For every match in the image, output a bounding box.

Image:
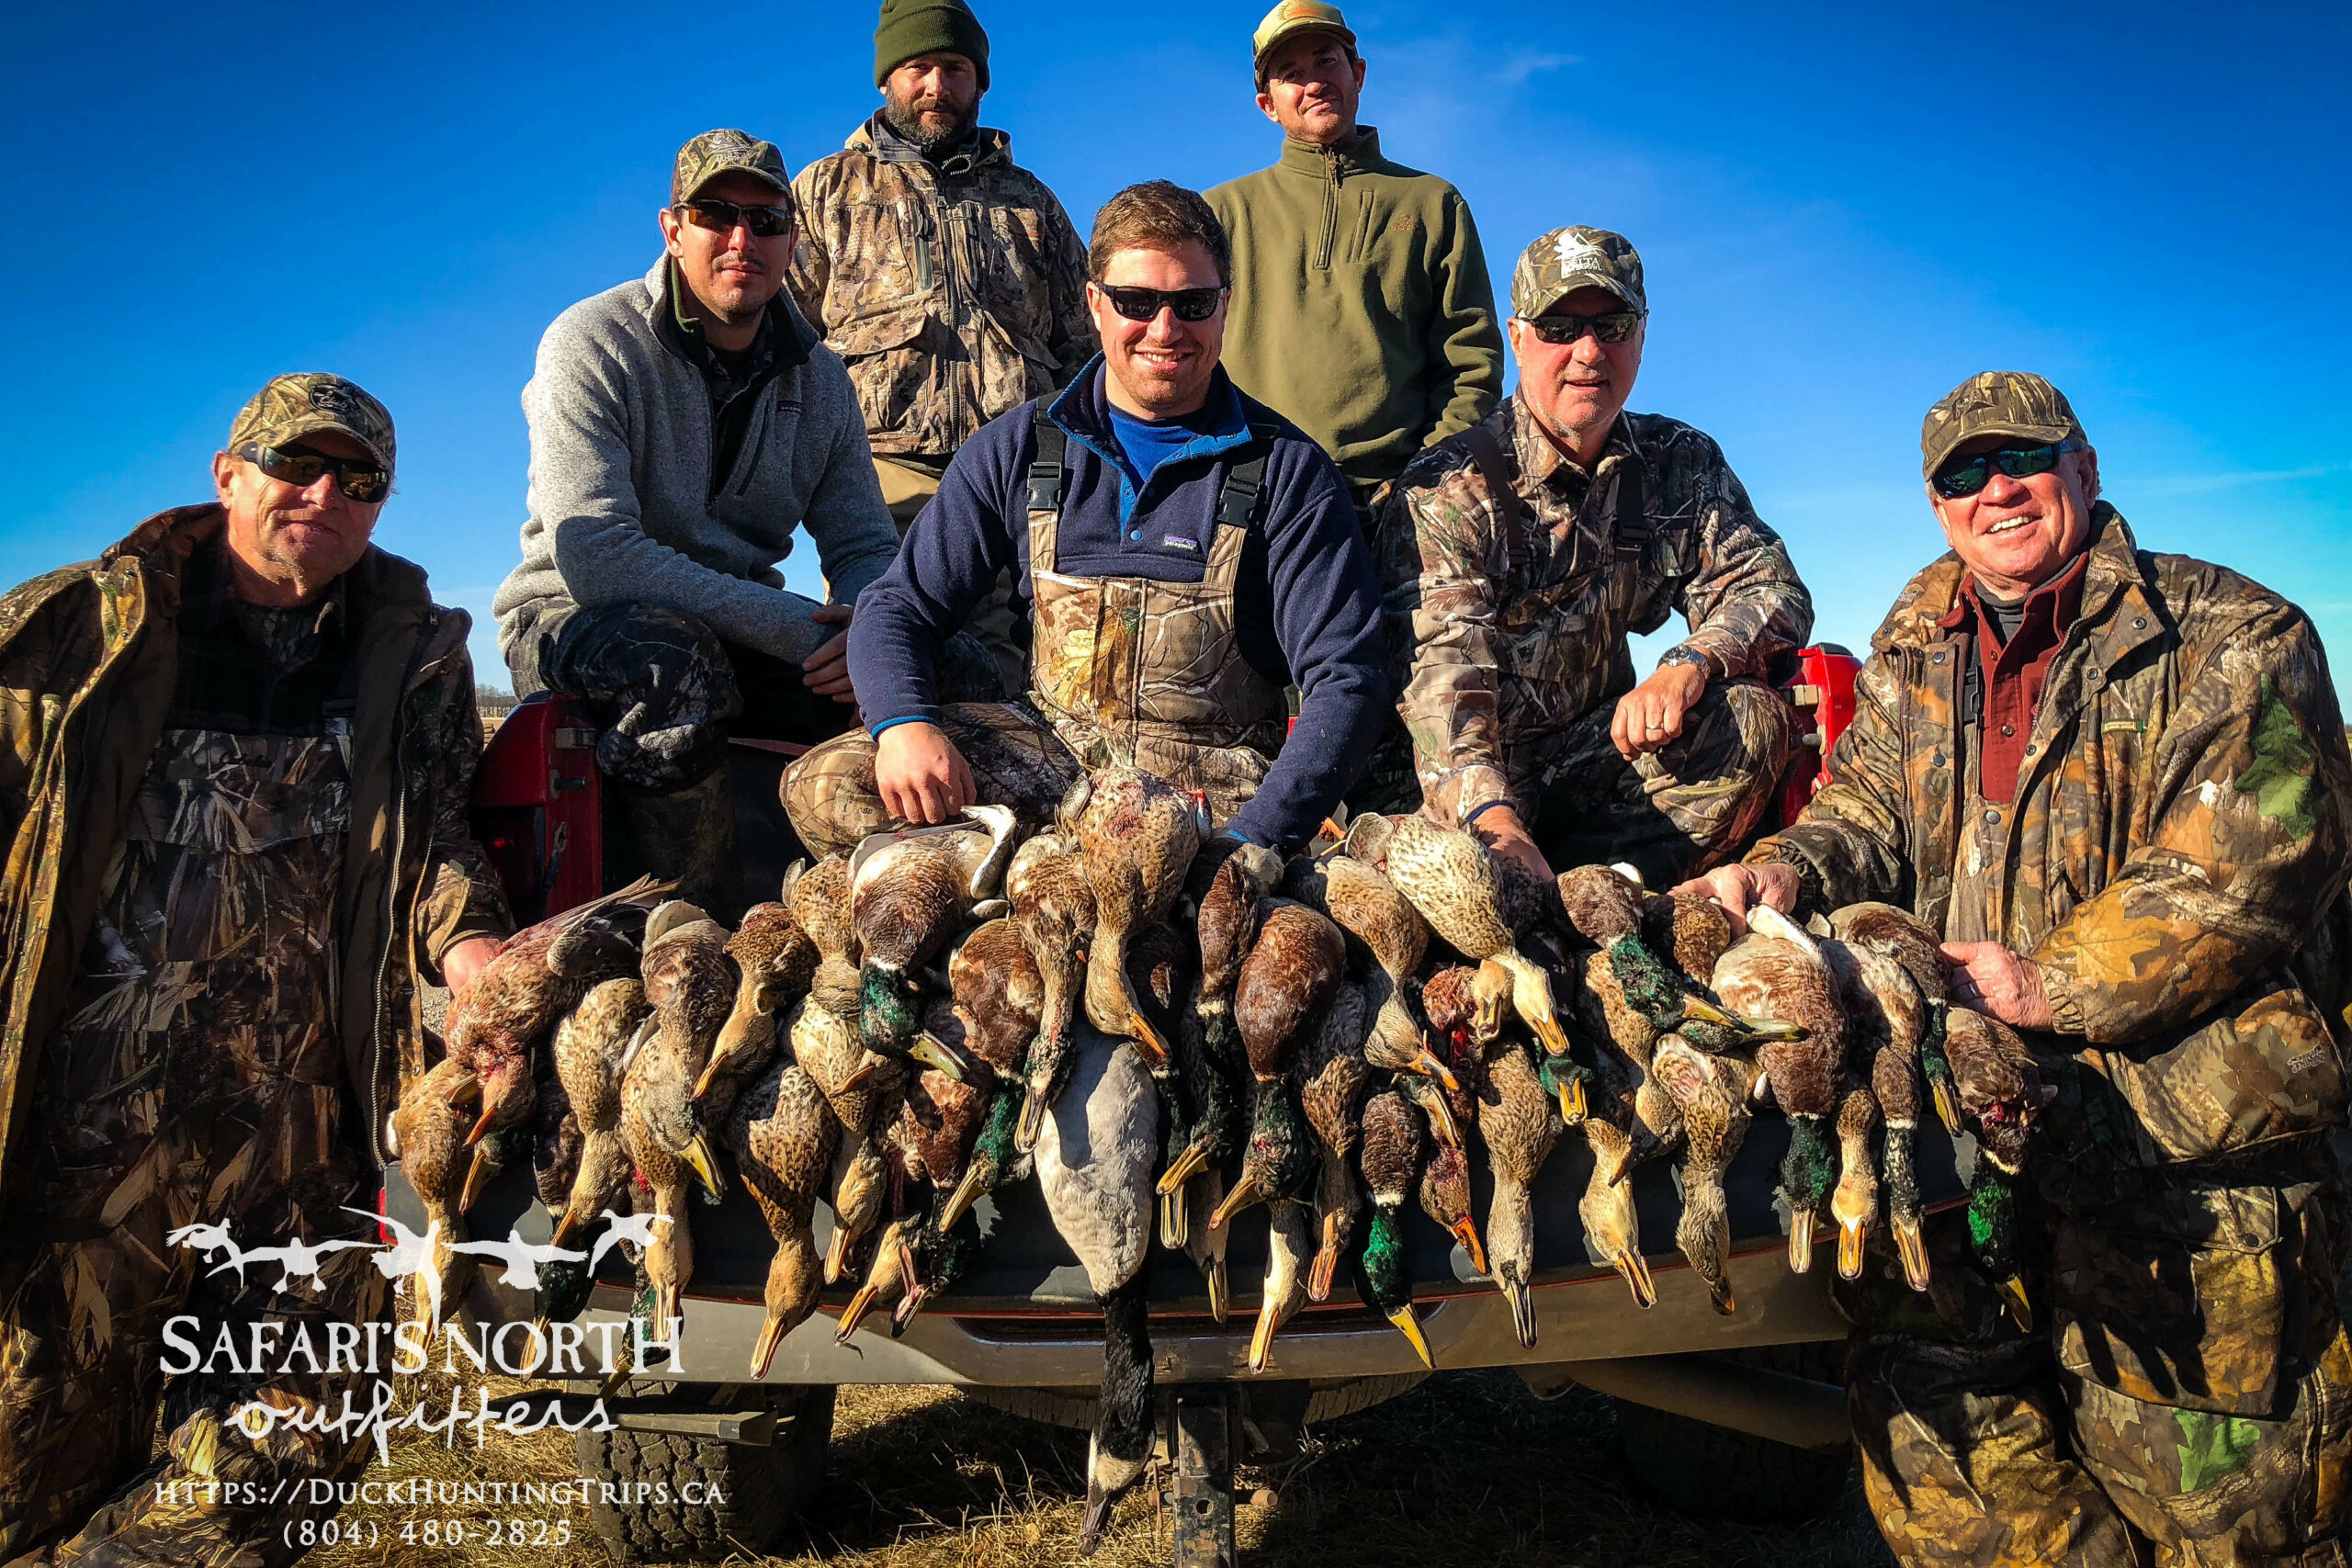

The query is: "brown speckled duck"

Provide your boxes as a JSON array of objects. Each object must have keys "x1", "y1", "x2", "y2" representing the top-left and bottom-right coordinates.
[
  {"x1": 789, "y1": 994, "x2": 892, "y2": 1284},
  {"x1": 1417, "y1": 1138, "x2": 1486, "y2": 1275},
  {"x1": 1005, "y1": 828, "x2": 1100, "y2": 1152},
  {"x1": 728, "y1": 1060, "x2": 839, "y2": 1377},
  {"x1": 620, "y1": 907, "x2": 738, "y2": 1329},
  {"x1": 1712, "y1": 906, "x2": 1849, "y2": 1273},
  {"x1": 1572, "y1": 1013, "x2": 1657, "y2": 1310},
  {"x1": 1480, "y1": 1041, "x2": 1563, "y2": 1348},
  {"x1": 697, "y1": 901, "x2": 817, "y2": 1111},
  {"x1": 550, "y1": 976, "x2": 649, "y2": 1247},
  {"x1": 1827, "y1": 901, "x2": 1958, "y2": 1134},
  {"x1": 384, "y1": 1055, "x2": 479, "y2": 1326},
  {"x1": 1830, "y1": 1083, "x2": 1882, "y2": 1281},
  {"x1": 1349, "y1": 814, "x2": 1576, "y2": 1065},
  {"x1": 1821, "y1": 930, "x2": 1934, "y2": 1291},
  {"x1": 1297, "y1": 978, "x2": 1371, "y2": 1302},
  {"x1": 1284, "y1": 851, "x2": 1447, "y2": 1088},
  {"x1": 1647, "y1": 1035, "x2": 1756, "y2": 1316},
  {"x1": 785, "y1": 854, "x2": 863, "y2": 1017},
  {"x1": 1210, "y1": 900, "x2": 1345, "y2": 1231},
  {"x1": 1069, "y1": 769, "x2": 1203, "y2": 1070}
]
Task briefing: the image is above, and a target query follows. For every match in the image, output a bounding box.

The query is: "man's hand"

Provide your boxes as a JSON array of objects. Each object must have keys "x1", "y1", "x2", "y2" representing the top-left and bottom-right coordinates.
[
  {"x1": 1669, "y1": 861, "x2": 1800, "y2": 938},
  {"x1": 441, "y1": 935, "x2": 503, "y2": 997},
  {"x1": 802, "y1": 604, "x2": 856, "y2": 705},
  {"x1": 1469, "y1": 804, "x2": 1554, "y2": 883},
  {"x1": 1611, "y1": 660, "x2": 1710, "y2": 760},
  {"x1": 875, "y1": 721, "x2": 973, "y2": 827},
  {"x1": 1940, "y1": 941, "x2": 2055, "y2": 1031}
]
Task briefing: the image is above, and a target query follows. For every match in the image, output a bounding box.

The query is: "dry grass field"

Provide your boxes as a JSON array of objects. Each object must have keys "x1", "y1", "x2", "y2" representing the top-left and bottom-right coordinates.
[{"x1": 309, "y1": 1368, "x2": 1894, "y2": 1568}]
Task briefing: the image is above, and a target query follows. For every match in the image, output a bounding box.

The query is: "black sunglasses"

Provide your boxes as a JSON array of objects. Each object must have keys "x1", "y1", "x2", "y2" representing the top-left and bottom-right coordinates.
[
  {"x1": 1096, "y1": 284, "x2": 1227, "y2": 323},
  {"x1": 238, "y1": 443, "x2": 391, "y2": 503},
  {"x1": 675, "y1": 197, "x2": 796, "y2": 238},
  {"x1": 1931, "y1": 438, "x2": 2084, "y2": 500},
  {"x1": 1518, "y1": 310, "x2": 1644, "y2": 346}
]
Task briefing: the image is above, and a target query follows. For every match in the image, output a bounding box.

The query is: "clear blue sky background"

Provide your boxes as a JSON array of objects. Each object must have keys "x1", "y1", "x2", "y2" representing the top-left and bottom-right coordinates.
[{"x1": 3, "y1": 2, "x2": 2345, "y2": 690}]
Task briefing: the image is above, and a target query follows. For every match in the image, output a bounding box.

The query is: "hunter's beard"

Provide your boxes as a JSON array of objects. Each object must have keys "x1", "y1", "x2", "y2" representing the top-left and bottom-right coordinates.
[{"x1": 883, "y1": 88, "x2": 978, "y2": 152}]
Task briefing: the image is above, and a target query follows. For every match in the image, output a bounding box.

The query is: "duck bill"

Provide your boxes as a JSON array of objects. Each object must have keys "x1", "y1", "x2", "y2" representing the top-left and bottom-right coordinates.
[
  {"x1": 1838, "y1": 1217, "x2": 1870, "y2": 1281},
  {"x1": 1928, "y1": 1070, "x2": 1965, "y2": 1137},
  {"x1": 840, "y1": 1056, "x2": 883, "y2": 1095},
  {"x1": 1307, "y1": 1220, "x2": 1342, "y2": 1304},
  {"x1": 834, "y1": 1283, "x2": 884, "y2": 1345},
  {"x1": 1995, "y1": 1274, "x2": 2034, "y2": 1333},
  {"x1": 822, "y1": 1226, "x2": 855, "y2": 1288},
  {"x1": 1404, "y1": 1045, "x2": 1461, "y2": 1093},
  {"x1": 1156, "y1": 1139, "x2": 1210, "y2": 1196},
  {"x1": 1125, "y1": 1008, "x2": 1171, "y2": 1073},
  {"x1": 695, "y1": 1010, "x2": 773, "y2": 1101},
  {"x1": 1893, "y1": 1215, "x2": 1933, "y2": 1292},
  {"x1": 1386, "y1": 1304, "x2": 1436, "y2": 1371},
  {"x1": 1500, "y1": 1276, "x2": 1539, "y2": 1349},
  {"x1": 751, "y1": 1314, "x2": 786, "y2": 1381},
  {"x1": 1248, "y1": 1296, "x2": 1284, "y2": 1374},
  {"x1": 1205, "y1": 1257, "x2": 1230, "y2": 1325},
  {"x1": 1208, "y1": 1171, "x2": 1265, "y2": 1233},
  {"x1": 1611, "y1": 1247, "x2": 1657, "y2": 1311},
  {"x1": 937, "y1": 1157, "x2": 993, "y2": 1233},
  {"x1": 908, "y1": 1030, "x2": 979, "y2": 1084},
  {"x1": 1706, "y1": 1277, "x2": 1737, "y2": 1316},
  {"x1": 1078, "y1": 1485, "x2": 1115, "y2": 1559},
  {"x1": 459, "y1": 1145, "x2": 497, "y2": 1213},
  {"x1": 552, "y1": 1199, "x2": 587, "y2": 1249},
  {"x1": 1015, "y1": 1081, "x2": 1051, "y2": 1155},
  {"x1": 1555, "y1": 1074, "x2": 1588, "y2": 1127},
  {"x1": 1450, "y1": 1217, "x2": 1489, "y2": 1277},
  {"x1": 1419, "y1": 1089, "x2": 1464, "y2": 1151},
  {"x1": 681, "y1": 1134, "x2": 726, "y2": 1201},
  {"x1": 1787, "y1": 1207, "x2": 1816, "y2": 1273},
  {"x1": 1159, "y1": 1185, "x2": 1189, "y2": 1252}
]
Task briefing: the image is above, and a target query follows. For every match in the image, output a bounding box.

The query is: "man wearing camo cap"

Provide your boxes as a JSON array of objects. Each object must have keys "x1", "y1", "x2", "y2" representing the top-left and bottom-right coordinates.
[
  {"x1": 1370, "y1": 225, "x2": 1814, "y2": 886},
  {"x1": 492, "y1": 128, "x2": 910, "y2": 918},
  {"x1": 1685, "y1": 371, "x2": 2352, "y2": 1565},
  {"x1": 0, "y1": 374, "x2": 513, "y2": 1559}
]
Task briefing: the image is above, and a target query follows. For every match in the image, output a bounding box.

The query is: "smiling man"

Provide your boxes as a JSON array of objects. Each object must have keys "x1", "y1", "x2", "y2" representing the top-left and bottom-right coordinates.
[
  {"x1": 0, "y1": 374, "x2": 512, "y2": 1562},
  {"x1": 492, "y1": 130, "x2": 902, "y2": 918},
  {"x1": 782, "y1": 180, "x2": 1387, "y2": 861},
  {"x1": 1206, "y1": 1, "x2": 1503, "y2": 512},
  {"x1": 1683, "y1": 371, "x2": 2352, "y2": 1566},
  {"x1": 1371, "y1": 226, "x2": 1814, "y2": 886}
]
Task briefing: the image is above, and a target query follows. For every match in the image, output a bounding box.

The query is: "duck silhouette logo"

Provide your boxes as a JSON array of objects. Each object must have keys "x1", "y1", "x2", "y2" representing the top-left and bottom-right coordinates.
[{"x1": 165, "y1": 1208, "x2": 652, "y2": 1303}]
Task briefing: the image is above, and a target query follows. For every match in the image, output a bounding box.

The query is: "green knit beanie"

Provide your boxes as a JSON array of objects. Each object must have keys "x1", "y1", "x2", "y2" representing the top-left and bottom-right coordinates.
[{"x1": 875, "y1": 0, "x2": 990, "y2": 91}]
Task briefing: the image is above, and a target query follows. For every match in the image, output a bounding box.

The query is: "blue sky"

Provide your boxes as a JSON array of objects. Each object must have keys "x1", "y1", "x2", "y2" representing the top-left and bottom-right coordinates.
[{"x1": 3, "y1": 2, "x2": 2345, "y2": 689}]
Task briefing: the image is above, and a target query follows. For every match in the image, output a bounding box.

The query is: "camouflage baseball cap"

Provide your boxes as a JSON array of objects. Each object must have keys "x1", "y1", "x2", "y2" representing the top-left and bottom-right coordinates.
[
  {"x1": 1920, "y1": 371, "x2": 2085, "y2": 480},
  {"x1": 1512, "y1": 226, "x2": 1645, "y2": 319},
  {"x1": 1252, "y1": 0, "x2": 1356, "y2": 70},
  {"x1": 227, "y1": 373, "x2": 395, "y2": 472},
  {"x1": 671, "y1": 129, "x2": 790, "y2": 205}
]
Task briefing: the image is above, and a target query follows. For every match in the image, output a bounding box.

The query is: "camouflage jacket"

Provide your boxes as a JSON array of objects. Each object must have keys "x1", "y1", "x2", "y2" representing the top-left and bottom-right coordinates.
[
  {"x1": 0, "y1": 505, "x2": 511, "y2": 1203},
  {"x1": 1376, "y1": 396, "x2": 1815, "y2": 822},
  {"x1": 1755, "y1": 506, "x2": 2352, "y2": 1169},
  {"x1": 787, "y1": 118, "x2": 1095, "y2": 460}
]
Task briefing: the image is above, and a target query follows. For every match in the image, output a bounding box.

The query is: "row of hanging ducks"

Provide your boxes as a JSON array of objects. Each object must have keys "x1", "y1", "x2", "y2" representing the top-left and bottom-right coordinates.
[{"x1": 391, "y1": 765, "x2": 2048, "y2": 1547}]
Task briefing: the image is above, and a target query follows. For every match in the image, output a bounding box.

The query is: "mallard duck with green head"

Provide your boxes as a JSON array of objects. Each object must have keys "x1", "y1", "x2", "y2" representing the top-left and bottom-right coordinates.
[
  {"x1": 1944, "y1": 1003, "x2": 2045, "y2": 1330},
  {"x1": 1712, "y1": 905, "x2": 1849, "y2": 1274},
  {"x1": 849, "y1": 807, "x2": 1015, "y2": 1078},
  {"x1": 1208, "y1": 901, "x2": 1342, "y2": 1231},
  {"x1": 1355, "y1": 1088, "x2": 1435, "y2": 1367},
  {"x1": 1827, "y1": 901, "x2": 1959, "y2": 1135},
  {"x1": 1820, "y1": 926, "x2": 1935, "y2": 1291}
]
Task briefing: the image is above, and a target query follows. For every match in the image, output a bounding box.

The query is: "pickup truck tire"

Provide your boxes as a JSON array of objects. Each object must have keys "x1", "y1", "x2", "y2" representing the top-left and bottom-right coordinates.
[
  {"x1": 573, "y1": 1383, "x2": 835, "y2": 1562},
  {"x1": 1612, "y1": 1344, "x2": 1852, "y2": 1525}
]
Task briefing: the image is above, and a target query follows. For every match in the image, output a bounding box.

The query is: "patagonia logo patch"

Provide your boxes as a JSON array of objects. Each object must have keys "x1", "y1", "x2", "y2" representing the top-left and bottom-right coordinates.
[{"x1": 1163, "y1": 535, "x2": 1202, "y2": 554}]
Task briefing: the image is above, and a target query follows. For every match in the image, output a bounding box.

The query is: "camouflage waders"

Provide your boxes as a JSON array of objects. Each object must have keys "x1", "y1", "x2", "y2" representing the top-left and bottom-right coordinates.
[
  {"x1": 785, "y1": 425, "x2": 1289, "y2": 860},
  {"x1": 0, "y1": 728, "x2": 389, "y2": 1565}
]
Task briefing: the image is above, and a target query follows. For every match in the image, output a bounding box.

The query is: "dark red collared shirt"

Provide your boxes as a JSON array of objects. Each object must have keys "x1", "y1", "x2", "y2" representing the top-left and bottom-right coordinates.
[{"x1": 1936, "y1": 552, "x2": 2087, "y2": 805}]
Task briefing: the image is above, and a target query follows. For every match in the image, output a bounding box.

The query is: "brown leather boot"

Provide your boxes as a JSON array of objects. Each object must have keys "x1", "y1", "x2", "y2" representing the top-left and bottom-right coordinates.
[{"x1": 620, "y1": 767, "x2": 743, "y2": 924}]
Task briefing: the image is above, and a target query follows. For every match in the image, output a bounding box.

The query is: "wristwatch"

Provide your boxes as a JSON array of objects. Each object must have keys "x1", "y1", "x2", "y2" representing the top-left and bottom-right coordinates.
[{"x1": 1657, "y1": 645, "x2": 1716, "y2": 678}]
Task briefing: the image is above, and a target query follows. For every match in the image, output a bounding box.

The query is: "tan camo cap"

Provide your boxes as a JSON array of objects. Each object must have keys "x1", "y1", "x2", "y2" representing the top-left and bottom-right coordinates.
[
  {"x1": 1253, "y1": 0, "x2": 1355, "y2": 75},
  {"x1": 1512, "y1": 226, "x2": 1645, "y2": 319},
  {"x1": 671, "y1": 129, "x2": 790, "y2": 205},
  {"x1": 227, "y1": 373, "x2": 395, "y2": 473},
  {"x1": 1921, "y1": 371, "x2": 2085, "y2": 480}
]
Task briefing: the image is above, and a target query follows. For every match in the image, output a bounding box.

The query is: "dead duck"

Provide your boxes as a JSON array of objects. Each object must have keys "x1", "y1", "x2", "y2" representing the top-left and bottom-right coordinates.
[
  {"x1": 849, "y1": 807, "x2": 1015, "y2": 1076},
  {"x1": 1033, "y1": 1034, "x2": 1161, "y2": 1550},
  {"x1": 1711, "y1": 905, "x2": 1849, "y2": 1273},
  {"x1": 1167, "y1": 837, "x2": 1283, "y2": 1199},
  {"x1": 1209, "y1": 901, "x2": 1344, "y2": 1231},
  {"x1": 384, "y1": 1055, "x2": 479, "y2": 1326},
  {"x1": 550, "y1": 977, "x2": 649, "y2": 1247},
  {"x1": 930, "y1": 919, "x2": 1046, "y2": 1229},
  {"x1": 898, "y1": 998, "x2": 990, "y2": 1194},
  {"x1": 1351, "y1": 814, "x2": 1575, "y2": 1065},
  {"x1": 835, "y1": 1212, "x2": 921, "y2": 1342},
  {"x1": 1297, "y1": 979, "x2": 1371, "y2": 1302},
  {"x1": 728, "y1": 1060, "x2": 839, "y2": 1377},
  {"x1": 1119, "y1": 920, "x2": 1204, "y2": 1249},
  {"x1": 791, "y1": 988, "x2": 897, "y2": 1286},
  {"x1": 1641, "y1": 888, "x2": 1736, "y2": 985},
  {"x1": 1556, "y1": 864, "x2": 1760, "y2": 1066},
  {"x1": 1481, "y1": 1041, "x2": 1564, "y2": 1347},
  {"x1": 1355, "y1": 1088, "x2": 1434, "y2": 1368},
  {"x1": 1647, "y1": 1035, "x2": 1757, "y2": 1316},
  {"x1": 1417, "y1": 1138, "x2": 1486, "y2": 1275},
  {"x1": 1005, "y1": 828, "x2": 1099, "y2": 1150},
  {"x1": 696, "y1": 901, "x2": 817, "y2": 1112},
  {"x1": 785, "y1": 854, "x2": 864, "y2": 1017},
  {"x1": 1943, "y1": 1004, "x2": 2046, "y2": 1330},
  {"x1": 1283, "y1": 851, "x2": 1449, "y2": 1089},
  {"x1": 1069, "y1": 768, "x2": 1203, "y2": 1070},
  {"x1": 1827, "y1": 901, "x2": 1958, "y2": 1134},
  {"x1": 1820, "y1": 928, "x2": 1935, "y2": 1292},
  {"x1": 445, "y1": 875, "x2": 671, "y2": 1201},
  {"x1": 1250, "y1": 1198, "x2": 1315, "y2": 1375},
  {"x1": 1572, "y1": 1015, "x2": 1657, "y2": 1310},
  {"x1": 1566, "y1": 950, "x2": 1676, "y2": 1179},
  {"x1": 1830, "y1": 1084, "x2": 1883, "y2": 1281}
]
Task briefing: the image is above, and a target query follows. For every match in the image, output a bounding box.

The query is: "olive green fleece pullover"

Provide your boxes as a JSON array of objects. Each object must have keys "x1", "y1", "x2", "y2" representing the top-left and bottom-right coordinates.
[{"x1": 1208, "y1": 127, "x2": 1504, "y2": 494}]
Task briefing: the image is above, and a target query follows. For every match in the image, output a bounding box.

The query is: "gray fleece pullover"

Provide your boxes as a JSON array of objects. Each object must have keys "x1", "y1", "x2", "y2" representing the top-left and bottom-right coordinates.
[{"x1": 493, "y1": 258, "x2": 902, "y2": 670}]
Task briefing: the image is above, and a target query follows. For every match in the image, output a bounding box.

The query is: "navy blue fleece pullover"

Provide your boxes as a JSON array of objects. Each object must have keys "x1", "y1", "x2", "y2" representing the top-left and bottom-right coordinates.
[{"x1": 848, "y1": 357, "x2": 1389, "y2": 851}]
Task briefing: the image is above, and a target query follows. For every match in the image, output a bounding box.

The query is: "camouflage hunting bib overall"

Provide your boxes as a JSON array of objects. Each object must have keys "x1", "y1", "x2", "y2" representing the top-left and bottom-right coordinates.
[{"x1": 1023, "y1": 436, "x2": 1288, "y2": 823}]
